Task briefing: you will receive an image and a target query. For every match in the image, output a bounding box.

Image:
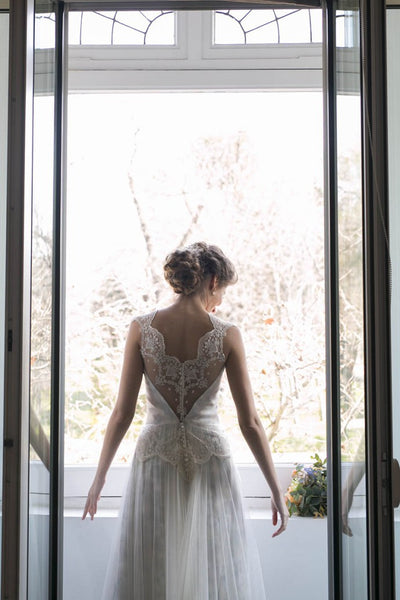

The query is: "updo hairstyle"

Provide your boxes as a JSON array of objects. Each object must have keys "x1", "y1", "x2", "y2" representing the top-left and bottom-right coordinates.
[{"x1": 163, "y1": 242, "x2": 237, "y2": 296}]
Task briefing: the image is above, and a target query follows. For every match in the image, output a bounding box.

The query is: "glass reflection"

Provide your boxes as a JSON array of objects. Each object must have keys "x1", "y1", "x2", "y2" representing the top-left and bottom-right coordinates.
[
  {"x1": 28, "y1": 5, "x2": 55, "y2": 599},
  {"x1": 387, "y1": 8, "x2": 400, "y2": 599},
  {"x1": 336, "y1": 4, "x2": 368, "y2": 599}
]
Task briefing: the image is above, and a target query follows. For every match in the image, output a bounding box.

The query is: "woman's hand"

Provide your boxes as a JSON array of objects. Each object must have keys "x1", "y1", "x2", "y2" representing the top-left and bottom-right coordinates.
[
  {"x1": 341, "y1": 485, "x2": 354, "y2": 537},
  {"x1": 271, "y1": 491, "x2": 289, "y2": 538},
  {"x1": 82, "y1": 477, "x2": 105, "y2": 521}
]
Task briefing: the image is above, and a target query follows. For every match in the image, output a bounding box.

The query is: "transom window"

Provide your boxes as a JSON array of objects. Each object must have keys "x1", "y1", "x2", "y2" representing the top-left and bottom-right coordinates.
[
  {"x1": 68, "y1": 10, "x2": 176, "y2": 45},
  {"x1": 35, "y1": 9, "x2": 355, "y2": 51},
  {"x1": 213, "y1": 9, "x2": 322, "y2": 44}
]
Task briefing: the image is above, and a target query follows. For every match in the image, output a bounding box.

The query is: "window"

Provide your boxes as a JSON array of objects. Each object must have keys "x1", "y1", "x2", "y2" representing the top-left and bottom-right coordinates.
[
  {"x1": 213, "y1": 8, "x2": 322, "y2": 44},
  {"x1": 64, "y1": 89, "x2": 326, "y2": 467},
  {"x1": 59, "y1": 9, "x2": 327, "y2": 471},
  {"x1": 68, "y1": 10, "x2": 176, "y2": 45},
  {"x1": 28, "y1": 7, "x2": 363, "y2": 483}
]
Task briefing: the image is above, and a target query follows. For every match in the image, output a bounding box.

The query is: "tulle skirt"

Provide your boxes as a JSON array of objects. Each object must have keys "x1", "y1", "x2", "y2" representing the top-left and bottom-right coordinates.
[{"x1": 101, "y1": 454, "x2": 266, "y2": 600}]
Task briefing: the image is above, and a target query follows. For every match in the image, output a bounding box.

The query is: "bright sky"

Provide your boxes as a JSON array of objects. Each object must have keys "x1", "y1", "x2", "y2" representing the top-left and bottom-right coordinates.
[
  {"x1": 32, "y1": 89, "x2": 361, "y2": 298},
  {"x1": 60, "y1": 91, "x2": 359, "y2": 293}
]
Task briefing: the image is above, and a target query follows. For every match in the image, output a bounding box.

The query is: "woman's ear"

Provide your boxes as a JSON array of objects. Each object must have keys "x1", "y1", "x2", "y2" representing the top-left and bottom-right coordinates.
[{"x1": 209, "y1": 275, "x2": 218, "y2": 292}]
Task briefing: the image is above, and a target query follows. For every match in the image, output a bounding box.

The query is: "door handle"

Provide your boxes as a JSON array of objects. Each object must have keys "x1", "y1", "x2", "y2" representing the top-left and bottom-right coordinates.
[{"x1": 392, "y1": 458, "x2": 400, "y2": 508}]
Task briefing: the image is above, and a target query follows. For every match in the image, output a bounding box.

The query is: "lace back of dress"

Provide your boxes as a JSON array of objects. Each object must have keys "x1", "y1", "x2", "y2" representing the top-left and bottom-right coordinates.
[{"x1": 136, "y1": 312, "x2": 230, "y2": 420}]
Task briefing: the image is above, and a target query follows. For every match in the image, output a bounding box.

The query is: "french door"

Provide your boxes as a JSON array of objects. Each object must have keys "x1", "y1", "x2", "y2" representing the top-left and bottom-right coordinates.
[
  {"x1": 2, "y1": 0, "x2": 393, "y2": 599},
  {"x1": 387, "y1": 6, "x2": 400, "y2": 600},
  {"x1": 325, "y1": 2, "x2": 368, "y2": 599},
  {"x1": 2, "y1": 0, "x2": 64, "y2": 598}
]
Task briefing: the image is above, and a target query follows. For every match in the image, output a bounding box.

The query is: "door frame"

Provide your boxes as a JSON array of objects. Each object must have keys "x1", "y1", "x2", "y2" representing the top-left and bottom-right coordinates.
[
  {"x1": 2, "y1": 1, "x2": 393, "y2": 599},
  {"x1": 2, "y1": 0, "x2": 34, "y2": 598},
  {"x1": 49, "y1": 2, "x2": 67, "y2": 598},
  {"x1": 359, "y1": 0, "x2": 394, "y2": 598}
]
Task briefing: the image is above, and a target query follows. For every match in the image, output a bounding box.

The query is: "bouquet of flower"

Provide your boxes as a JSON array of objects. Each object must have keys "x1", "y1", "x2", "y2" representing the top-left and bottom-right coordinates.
[{"x1": 285, "y1": 454, "x2": 327, "y2": 518}]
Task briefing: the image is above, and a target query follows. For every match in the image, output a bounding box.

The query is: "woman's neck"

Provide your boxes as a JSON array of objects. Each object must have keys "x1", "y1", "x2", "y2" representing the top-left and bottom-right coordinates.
[{"x1": 173, "y1": 293, "x2": 207, "y2": 313}]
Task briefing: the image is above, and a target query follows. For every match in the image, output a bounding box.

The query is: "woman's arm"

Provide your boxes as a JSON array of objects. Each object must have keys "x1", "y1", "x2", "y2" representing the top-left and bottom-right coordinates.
[
  {"x1": 30, "y1": 408, "x2": 50, "y2": 470},
  {"x1": 82, "y1": 320, "x2": 143, "y2": 520},
  {"x1": 225, "y1": 326, "x2": 288, "y2": 537}
]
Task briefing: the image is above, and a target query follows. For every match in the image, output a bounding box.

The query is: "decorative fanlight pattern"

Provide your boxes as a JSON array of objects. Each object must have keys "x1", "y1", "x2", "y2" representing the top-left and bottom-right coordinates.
[
  {"x1": 213, "y1": 9, "x2": 322, "y2": 44},
  {"x1": 35, "y1": 9, "x2": 353, "y2": 49},
  {"x1": 35, "y1": 11, "x2": 175, "y2": 47}
]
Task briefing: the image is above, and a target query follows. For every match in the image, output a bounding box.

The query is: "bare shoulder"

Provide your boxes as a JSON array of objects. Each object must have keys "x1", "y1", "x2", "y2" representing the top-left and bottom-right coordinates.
[
  {"x1": 129, "y1": 319, "x2": 141, "y2": 335},
  {"x1": 224, "y1": 323, "x2": 241, "y2": 342},
  {"x1": 126, "y1": 316, "x2": 145, "y2": 348},
  {"x1": 216, "y1": 319, "x2": 243, "y2": 359}
]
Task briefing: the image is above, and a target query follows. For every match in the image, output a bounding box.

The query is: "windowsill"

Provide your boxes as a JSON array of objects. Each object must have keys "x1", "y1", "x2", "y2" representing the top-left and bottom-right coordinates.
[
  {"x1": 30, "y1": 461, "x2": 366, "y2": 513},
  {"x1": 66, "y1": 507, "x2": 367, "y2": 521}
]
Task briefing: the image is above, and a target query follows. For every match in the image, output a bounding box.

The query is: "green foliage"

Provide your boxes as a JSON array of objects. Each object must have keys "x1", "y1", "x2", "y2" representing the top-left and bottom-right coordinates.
[{"x1": 285, "y1": 454, "x2": 327, "y2": 518}]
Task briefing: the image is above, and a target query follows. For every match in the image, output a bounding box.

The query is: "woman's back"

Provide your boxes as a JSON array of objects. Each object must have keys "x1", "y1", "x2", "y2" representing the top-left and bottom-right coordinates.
[
  {"x1": 149, "y1": 303, "x2": 225, "y2": 362},
  {"x1": 135, "y1": 307, "x2": 232, "y2": 421}
]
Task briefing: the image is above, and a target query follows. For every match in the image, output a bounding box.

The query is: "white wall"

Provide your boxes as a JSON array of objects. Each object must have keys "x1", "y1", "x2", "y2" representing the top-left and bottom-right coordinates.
[
  {"x1": 61, "y1": 510, "x2": 370, "y2": 599},
  {"x1": 56, "y1": 461, "x2": 370, "y2": 599},
  {"x1": 63, "y1": 511, "x2": 329, "y2": 600},
  {"x1": 61, "y1": 505, "x2": 376, "y2": 600}
]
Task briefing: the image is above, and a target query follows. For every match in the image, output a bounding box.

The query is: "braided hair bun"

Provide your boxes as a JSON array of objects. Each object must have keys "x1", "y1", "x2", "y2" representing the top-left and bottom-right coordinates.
[{"x1": 164, "y1": 242, "x2": 237, "y2": 295}]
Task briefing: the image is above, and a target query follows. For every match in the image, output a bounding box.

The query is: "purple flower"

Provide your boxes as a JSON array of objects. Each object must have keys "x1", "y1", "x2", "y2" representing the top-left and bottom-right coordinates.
[{"x1": 304, "y1": 467, "x2": 316, "y2": 480}]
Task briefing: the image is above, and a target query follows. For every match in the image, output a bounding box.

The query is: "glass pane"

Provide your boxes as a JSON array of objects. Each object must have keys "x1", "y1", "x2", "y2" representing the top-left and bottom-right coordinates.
[
  {"x1": 68, "y1": 10, "x2": 175, "y2": 46},
  {"x1": 28, "y1": 4, "x2": 55, "y2": 598},
  {"x1": 336, "y1": 11, "x2": 359, "y2": 49},
  {"x1": 276, "y1": 10, "x2": 312, "y2": 43},
  {"x1": 0, "y1": 10, "x2": 9, "y2": 586},
  {"x1": 213, "y1": 9, "x2": 321, "y2": 45},
  {"x1": 336, "y1": 3, "x2": 368, "y2": 598},
  {"x1": 387, "y1": 7, "x2": 400, "y2": 599},
  {"x1": 145, "y1": 12, "x2": 175, "y2": 45},
  {"x1": 64, "y1": 88, "x2": 328, "y2": 600},
  {"x1": 64, "y1": 13, "x2": 328, "y2": 600},
  {"x1": 64, "y1": 90, "x2": 326, "y2": 467},
  {"x1": 214, "y1": 11, "x2": 245, "y2": 44},
  {"x1": 34, "y1": 12, "x2": 56, "y2": 49}
]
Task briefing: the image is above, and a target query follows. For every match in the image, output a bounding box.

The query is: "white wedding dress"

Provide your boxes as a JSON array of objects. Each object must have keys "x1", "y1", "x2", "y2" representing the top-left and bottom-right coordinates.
[{"x1": 101, "y1": 310, "x2": 267, "y2": 600}]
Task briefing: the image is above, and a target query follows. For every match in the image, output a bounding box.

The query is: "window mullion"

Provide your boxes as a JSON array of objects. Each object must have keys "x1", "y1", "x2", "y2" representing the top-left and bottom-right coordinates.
[{"x1": 186, "y1": 11, "x2": 203, "y2": 60}]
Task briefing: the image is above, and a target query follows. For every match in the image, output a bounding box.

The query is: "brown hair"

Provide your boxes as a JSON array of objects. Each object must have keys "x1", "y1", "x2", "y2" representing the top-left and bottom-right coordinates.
[{"x1": 163, "y1": 242, "x2": 237, "y2": 296}]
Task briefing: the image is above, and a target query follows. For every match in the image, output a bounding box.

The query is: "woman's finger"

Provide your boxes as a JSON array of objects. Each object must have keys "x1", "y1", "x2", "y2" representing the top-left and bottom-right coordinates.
[
  {"x1": 272, "y1": 524, "x2": 285, "y2": 538},
  {"x1": 82, "y1": 494, "x2": 97, "y2": 520},
  {"x1": 89, "y1": 497, "x2": 97, "y2": 520},
  {"x1": 82, "y1": 498, "x2": 90, "y2": 520},
  {"x1": 272, "y1": 514, "x2": 288, "y2": 537}
]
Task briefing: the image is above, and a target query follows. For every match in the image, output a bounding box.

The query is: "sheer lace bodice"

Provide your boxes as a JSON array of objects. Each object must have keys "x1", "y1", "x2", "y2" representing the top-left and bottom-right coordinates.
[{"x1": 133, "y1": 311, "x2": 234, "y2": 480}]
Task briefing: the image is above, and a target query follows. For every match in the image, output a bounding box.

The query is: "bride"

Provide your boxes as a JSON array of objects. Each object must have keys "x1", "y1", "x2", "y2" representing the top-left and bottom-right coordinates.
[{"x1": 82, "y1": 241, "x2": 288, "y2": 600}]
